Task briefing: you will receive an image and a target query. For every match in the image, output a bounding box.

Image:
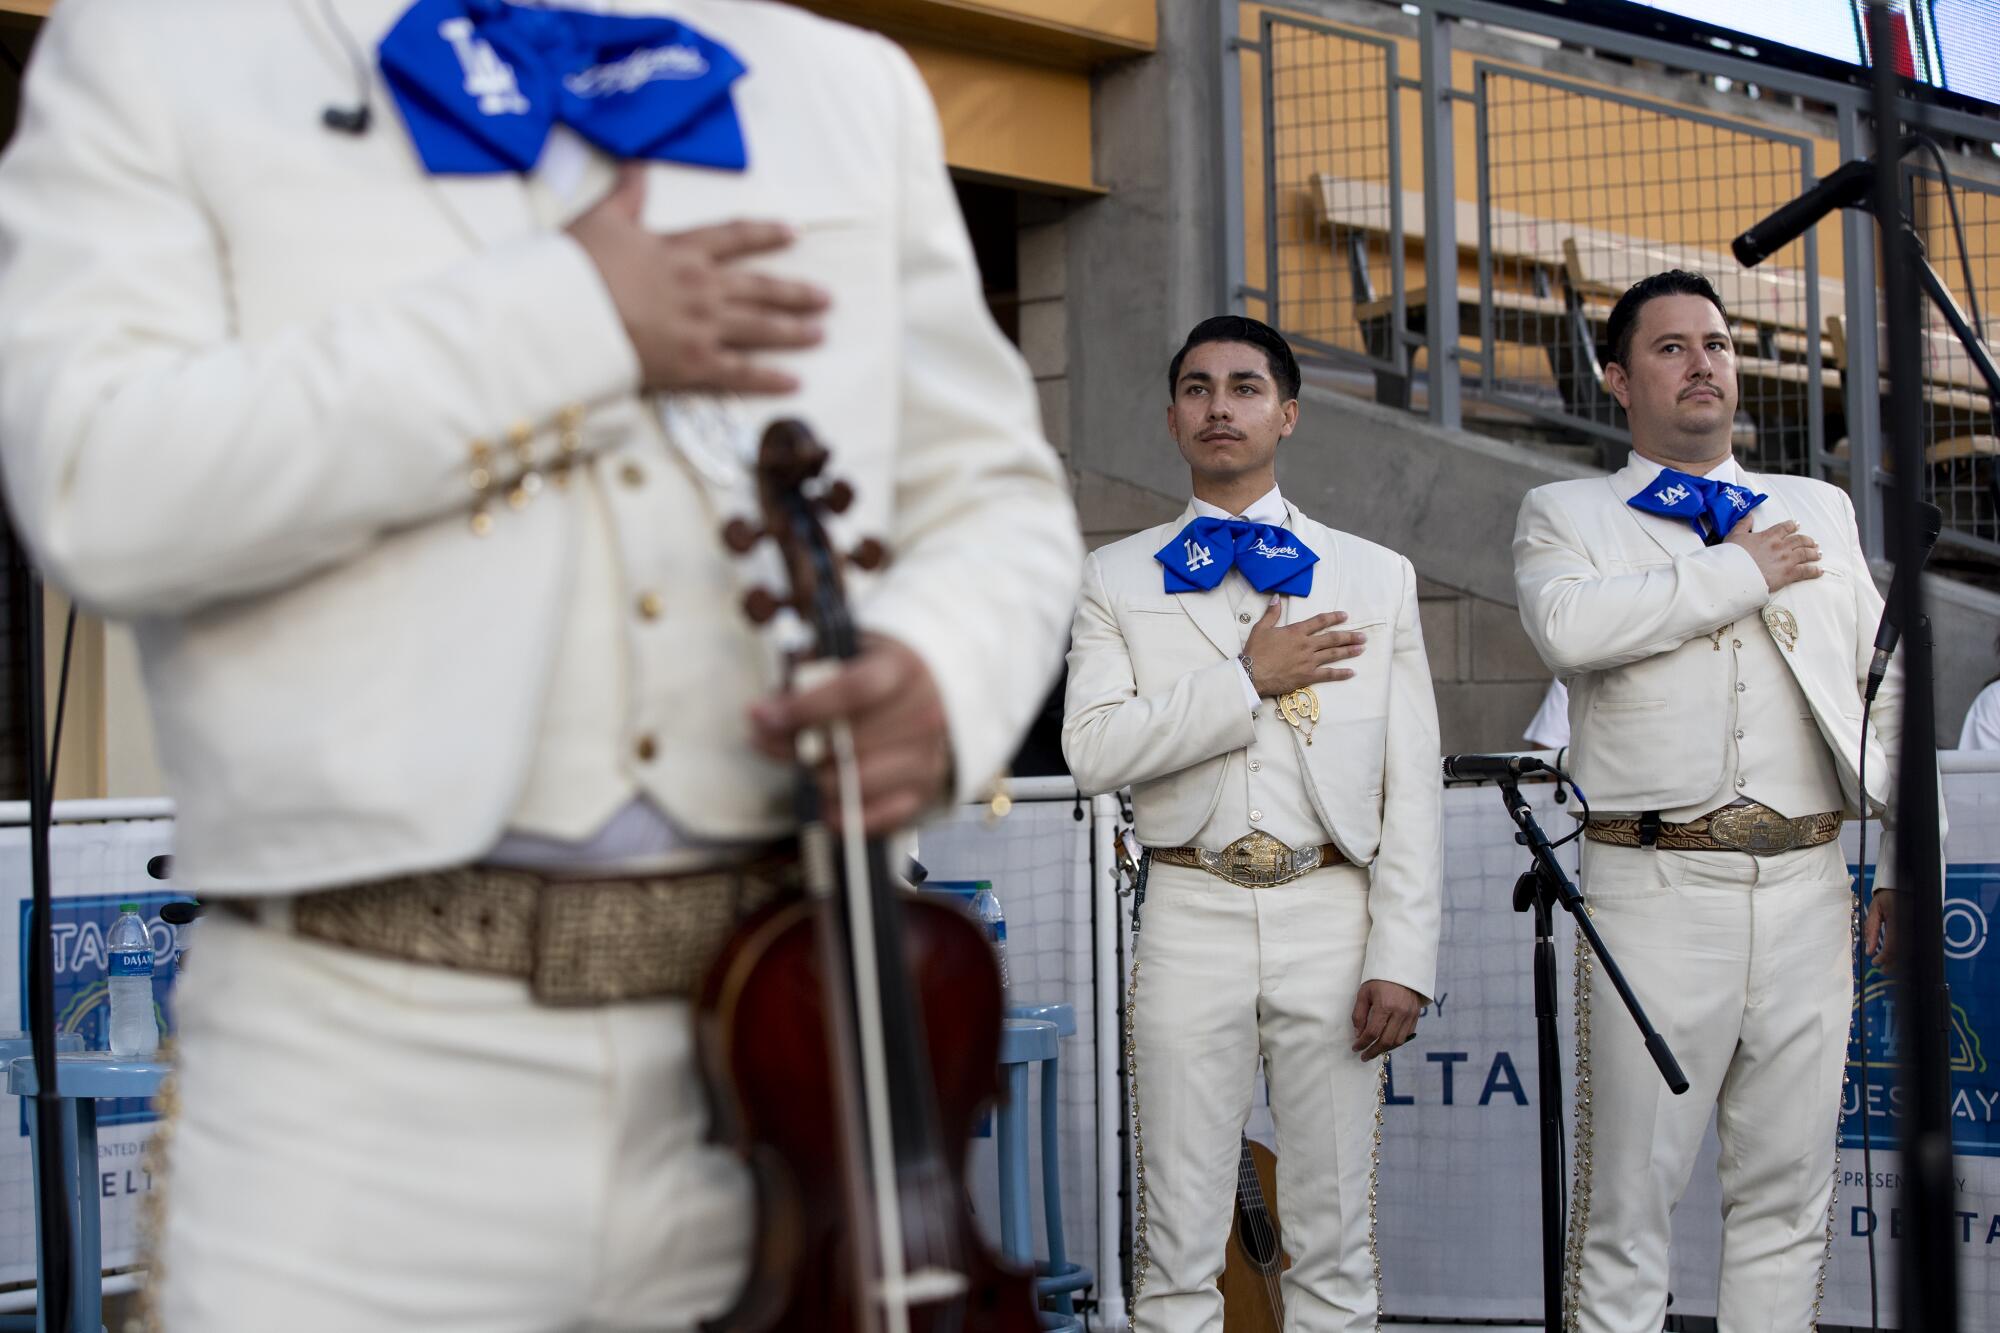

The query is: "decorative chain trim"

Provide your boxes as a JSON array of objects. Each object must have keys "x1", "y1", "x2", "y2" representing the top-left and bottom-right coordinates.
[
  {"x1": 1815, "y1": 896, "x2": 1862, "y2": 1329},
  {"x1": 1125, "y1": 949, "x2": 1152, "y2": 1301},
  {"x1": 1369, "y1": 1057, "x2": 1386, "y2": 1330},
  {"x1": 1563, "y1": 921, "x2": 1596, "y2": 1333},
  {"x1": 137, "y1": 1038, "x2": 178, "y2": 1333}
]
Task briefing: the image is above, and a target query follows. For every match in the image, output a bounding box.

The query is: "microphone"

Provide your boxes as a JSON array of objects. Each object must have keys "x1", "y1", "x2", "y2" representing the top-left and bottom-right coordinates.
[
  {"x1": 159, "y1": 901, "x2": 204, "y2": 926},
  {"x1": 145, "y1": 854, "x2": 172, "y2": 880},
  {"x1": 1441, "y1": 754, "x2": 1552, "y2": 783},
  {"x1": 1865, "y1": 500, "x2": 1944, "y2": 700},
  {"x1": 321, "y1": 104, "x2": 372, "y2": 135},
  {"x1": 1732, "y1": 159, "x2": 1875, "y2": 269}
]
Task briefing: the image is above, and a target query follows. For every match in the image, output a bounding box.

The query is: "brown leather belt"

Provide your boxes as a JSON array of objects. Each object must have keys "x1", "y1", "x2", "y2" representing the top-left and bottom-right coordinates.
[
  {"x1": 1150, "y1": 830, "x2": 1347, "y2": 889},
  {"x1": 221, "y1": 853, "x2": 800, "y2": 1006},
  {"x1": 1585, "y1": 804, "x2": 1843, "y2": 855}
]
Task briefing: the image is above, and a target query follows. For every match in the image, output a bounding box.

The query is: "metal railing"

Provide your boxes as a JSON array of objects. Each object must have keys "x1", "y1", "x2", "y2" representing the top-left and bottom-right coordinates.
[
  {"x1": 1221, "y1": 0, "x2": 2000, "y2": 563},
  {"x1": 1473, "y1": 65, "x2": 1823, "y2": 478},
  {"x1": 1250, "y1": 10, "x2": 1405, "y2": 381}
]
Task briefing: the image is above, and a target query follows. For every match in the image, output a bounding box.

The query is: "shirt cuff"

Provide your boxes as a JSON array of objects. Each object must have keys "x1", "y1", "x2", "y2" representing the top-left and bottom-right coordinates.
[{"x1": 1237, "y1": 661, "x2": 1261, "y2": 712}]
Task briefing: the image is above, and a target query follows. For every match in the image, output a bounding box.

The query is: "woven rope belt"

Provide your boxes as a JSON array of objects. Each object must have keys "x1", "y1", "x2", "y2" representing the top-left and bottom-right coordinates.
[
  {"x1": 1150, "y1": 829, "x2": 1347, "y2": 889},
  {"x1": 1585, "y1": 803, "x2": 1843, "y2": 855},
  {"x1": 233, "y1": 855, "x2": 800, "y2": 1006}
]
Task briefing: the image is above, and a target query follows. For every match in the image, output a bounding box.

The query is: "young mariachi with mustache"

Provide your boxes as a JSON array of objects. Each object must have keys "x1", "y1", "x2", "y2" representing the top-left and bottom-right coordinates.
[
  {"x1": 1513, "y1": 270, "x2": 1931, "y2": 1331},
  {"x1": 1063, "y1": 316, "x2": 1442, "y2": 1333}
]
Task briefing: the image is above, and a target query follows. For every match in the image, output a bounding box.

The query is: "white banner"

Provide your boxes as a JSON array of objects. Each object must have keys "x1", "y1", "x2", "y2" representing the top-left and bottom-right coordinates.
[
  {"x1": 1374, "y1": 772, "x2": 2000, "y2": 1326},
  {"x1": 0, "y1": 811, "x2": 180, "y2": 1288}
]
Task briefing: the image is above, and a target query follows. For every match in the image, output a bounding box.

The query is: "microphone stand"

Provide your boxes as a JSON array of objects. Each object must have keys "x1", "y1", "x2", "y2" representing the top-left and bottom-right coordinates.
[
  {"x1": 1493, "y1": 772, "x2": 1688, "y2": 1331},
  {"x1": 1866, "y1": 5, "x2": 1959, "y2": 1328}
]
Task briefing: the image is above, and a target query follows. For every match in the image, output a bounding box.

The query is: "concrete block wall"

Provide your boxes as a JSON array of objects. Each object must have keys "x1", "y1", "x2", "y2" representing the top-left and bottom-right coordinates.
[
  {"x1": 1017, "y1": 195, "x2": 1071, "y2": 467},
  {"x1": 1417, "y1": 578, "x2": 1561, "y2": 754}
]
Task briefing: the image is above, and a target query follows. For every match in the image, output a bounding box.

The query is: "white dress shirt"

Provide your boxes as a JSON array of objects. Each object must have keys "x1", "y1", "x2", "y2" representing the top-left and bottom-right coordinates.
[
  {"x1": 1962, "y1": 681, "x2": 2000, "y2": 750},
  {"x1": 1189, "y1": 486, "x2": 1289, "y2": 713}
]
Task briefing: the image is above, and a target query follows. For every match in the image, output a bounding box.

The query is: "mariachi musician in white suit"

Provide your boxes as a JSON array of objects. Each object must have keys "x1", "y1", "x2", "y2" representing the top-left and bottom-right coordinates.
[
  {"x1": 1513, "y1": 271, "x2": 1925, "y2": 1332},
  {"x1": 1063, "y1": 317, "x2": 1441, "y2": 1333},
  {"x1": 0, "y1": 2, "x2": 1081, "y2": 1330}
]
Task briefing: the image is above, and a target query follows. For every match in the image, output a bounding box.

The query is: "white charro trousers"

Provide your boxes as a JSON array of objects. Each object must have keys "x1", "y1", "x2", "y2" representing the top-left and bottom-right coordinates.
[
  {"x1": 157, "y1": 908, "x2": 754, "y2": 1333},
  {"x1": 1130, "y1": 860, "x2": 1382, "y2": 1333},
  {"x1": 1568, "y1": 839, "x2": 1854, "y2": 1333}
]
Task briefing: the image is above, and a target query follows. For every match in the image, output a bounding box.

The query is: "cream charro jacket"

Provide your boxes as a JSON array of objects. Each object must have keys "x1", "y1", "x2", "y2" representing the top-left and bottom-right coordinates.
[
  {"x1": 1062, "y1": 500, "x2": 1442, "y2": 998},
  {"x1": 1513, "y1": 455, "x2": 1925, "y2": 882},
  {"x1": 0, "y1": 0, "x2": 1081, "y2": 891}
]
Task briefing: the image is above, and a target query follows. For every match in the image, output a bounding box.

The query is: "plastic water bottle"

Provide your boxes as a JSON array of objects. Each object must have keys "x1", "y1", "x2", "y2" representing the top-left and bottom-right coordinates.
[
  {"x1": 970, "y1": 885, "x2": 1011, "y2": 993},
  {"x1": 106, "y1": 904, "x2": 158, "y2": 1059}
]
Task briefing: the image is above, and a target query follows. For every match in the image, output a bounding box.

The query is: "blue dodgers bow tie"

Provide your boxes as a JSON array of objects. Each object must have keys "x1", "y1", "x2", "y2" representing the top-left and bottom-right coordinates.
[
  {"x1": 1626, "y1": 467, "x2": 1767, "y2": 542},
  {"x1": 1155, "y1": 517, "x2": 1318, "y2": 597},
  {"x1": 379, "y1": 0, "x2": 749, "y2": 175}
]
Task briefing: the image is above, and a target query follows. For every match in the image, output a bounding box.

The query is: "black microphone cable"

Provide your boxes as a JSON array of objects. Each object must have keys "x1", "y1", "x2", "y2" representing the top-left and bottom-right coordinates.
[
  {"x1": 316, "y1": 0, "x2": 374, "y2": 135},
  {"x1": 23, "y1": 573, "x2": 74, "y2": 1333},
  {"x1": 1854, "y1": 698, "x2": 1883, "y2": 1332}
]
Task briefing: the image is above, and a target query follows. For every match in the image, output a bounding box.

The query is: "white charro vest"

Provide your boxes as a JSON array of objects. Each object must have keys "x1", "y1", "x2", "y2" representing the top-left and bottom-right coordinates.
[{"x1": 493, "y1": 136, "x2": 775, "y2": 868}]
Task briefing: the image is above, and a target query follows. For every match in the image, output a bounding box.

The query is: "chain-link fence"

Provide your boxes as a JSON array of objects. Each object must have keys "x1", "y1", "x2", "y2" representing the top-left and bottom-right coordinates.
[
  {"x1": 1908, "y1": 166, "x2": 2000, "y2": 556},
  {"x1": 1473, "y1": 67, "x2": 1826, "y2": 477},
  {"x1": 1230, "y1": 0, "x2": 2000, "y2": 568},
  {"x1": 1254, "y1": 12, "x2": 1405, "y2": 386}
]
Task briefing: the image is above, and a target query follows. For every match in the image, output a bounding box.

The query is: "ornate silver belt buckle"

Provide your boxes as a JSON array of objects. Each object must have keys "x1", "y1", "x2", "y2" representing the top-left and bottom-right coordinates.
[
  {"x1": 1708, "y1": 805, "x2": 1800, "y2": 855},
  {"x1": 1196, "y1": 830, "x2": 1322, "y2": 888}
]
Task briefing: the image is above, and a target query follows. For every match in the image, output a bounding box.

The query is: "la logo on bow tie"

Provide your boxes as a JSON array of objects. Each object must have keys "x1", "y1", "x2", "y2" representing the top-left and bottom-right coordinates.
[
  {"x1": 1156, "y1": 517, "x2": 1317, "y2": 596},
  {"x1": 439, "y1": 18, "x2": 530, "y2": 116},
  {"x1": 1628, "y1": 466, "x2": 1767, "y2": 542}
]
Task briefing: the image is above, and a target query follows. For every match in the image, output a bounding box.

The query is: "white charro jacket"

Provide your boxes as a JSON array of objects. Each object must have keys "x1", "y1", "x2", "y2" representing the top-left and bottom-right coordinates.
[
  {"x1": 1513, "y1": 455, "x2": 1927, "y2": 882},
  {"x1": 1062, "y1": 500, "x2": 1442, "y2": 998},
  {"x1": 0, "y1": 0, "x2": 1081, "y2": 891}
]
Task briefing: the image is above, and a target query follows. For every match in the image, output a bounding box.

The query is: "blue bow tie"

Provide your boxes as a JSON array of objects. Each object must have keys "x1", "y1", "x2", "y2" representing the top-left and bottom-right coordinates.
[
  {"x1": 379, "y1": 0, "x2": 749, "y2": 175},
  {"x1": 1627, "y1": 467, "x2": 1767, "y2": 542},
  {"x1": 1155, "y1": 517, "x2": 1318, "y2": 597}
]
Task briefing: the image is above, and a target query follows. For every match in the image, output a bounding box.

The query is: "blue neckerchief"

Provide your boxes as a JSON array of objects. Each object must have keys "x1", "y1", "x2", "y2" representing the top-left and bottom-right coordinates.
[
  {"x1": 379, "y1": 0, "x2": 748, "y2": 175},
  {"x1": 1626, "y1": 467, "x2": 1767, "y2": 542},
  {"x1": 1155, "y1": 516, "x2": 1318, "y2": 597}
]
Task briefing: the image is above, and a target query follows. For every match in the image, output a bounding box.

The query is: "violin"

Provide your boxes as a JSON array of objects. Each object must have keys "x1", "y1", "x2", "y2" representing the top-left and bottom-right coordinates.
[{"x1": 694, "y1": 420, "x2": 1040, "y2": 1333}]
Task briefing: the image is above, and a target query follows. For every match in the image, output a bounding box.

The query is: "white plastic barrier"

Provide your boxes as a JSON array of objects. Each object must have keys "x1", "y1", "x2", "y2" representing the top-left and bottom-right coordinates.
[{"x1": 1374, "y1": 756, "x2": 2000, "y2": 1326}]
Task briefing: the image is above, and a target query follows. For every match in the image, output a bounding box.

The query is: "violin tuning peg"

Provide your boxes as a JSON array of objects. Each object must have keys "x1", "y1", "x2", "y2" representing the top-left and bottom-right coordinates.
[
  {"x1": 819, "y1": 480, "x2": 855, "y2": 514},
  {"x1": 846, "y1": 537, "x2": 889, "y2": 572},
  {"x1": 743, "y1": 587, "x2": 788, "y2": 624},
  {"x1": 721, "y1": 518, "x2": 766, "y2": 554}
]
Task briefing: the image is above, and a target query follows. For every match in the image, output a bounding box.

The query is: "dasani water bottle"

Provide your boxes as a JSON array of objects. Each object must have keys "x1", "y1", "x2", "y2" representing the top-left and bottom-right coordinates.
[
  {"x1": 970, "y1": 885, "x2": 1011, "y2": 994},
  {"x1": 106, "y1": 903, "x2": 158, "y2": 1059}
]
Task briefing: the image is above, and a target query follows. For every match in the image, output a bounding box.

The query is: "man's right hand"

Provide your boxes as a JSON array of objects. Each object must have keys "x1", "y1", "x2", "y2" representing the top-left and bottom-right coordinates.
[
  {"x1": 566, "y1": 165, "x2": 830, "y2": 395},
  {"x1": 1242, "y1": 600, "x2": 1367, "y2": 695},
  {"x1": 1723, "y1": 519, "x2": 1823, "y2": 593}
]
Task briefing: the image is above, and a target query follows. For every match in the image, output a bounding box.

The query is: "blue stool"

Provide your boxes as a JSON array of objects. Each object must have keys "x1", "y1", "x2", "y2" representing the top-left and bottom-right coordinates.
[
  {"x1": 0, "y1": 1039, "x2": 84, "y2": 1333},
  {"x1": 9, "y1": 1054, "x2": 170, "y2": 1333},
  {"x1": 995, "y1": 1018, "x2": 1057, "y2": 1274},
  {"x1": 1004, "y1": 1003, "x2": 1093, "y2": 1332}
]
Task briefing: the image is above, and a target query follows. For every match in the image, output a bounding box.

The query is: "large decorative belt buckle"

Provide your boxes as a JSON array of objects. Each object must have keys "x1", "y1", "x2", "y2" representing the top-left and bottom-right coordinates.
[
  {"x1": 1197, "y1": 830, "x2": 1322, "y2": 888},
  {"x1": 1707, "y1": 805, "x2": 1800, "y2": 855}
]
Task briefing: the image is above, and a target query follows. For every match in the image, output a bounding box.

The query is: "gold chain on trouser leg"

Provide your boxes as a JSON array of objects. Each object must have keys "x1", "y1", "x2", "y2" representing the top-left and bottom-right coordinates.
[
  {"x1": 1563, "y1": 921, "x2": 1596, "y2": 1333},
  {"x1": 1368, "y1": 1057, "x2": 1386, "y2": 1331},
  {"x1": 136, "y1": 1039, "x2": 178, "y2": 1333},
  {"x1": 1814, "y1": 894, "x2": 1862, "y2": 1330},
  {"x1": 1124, "y1": 949, "x2": 1151, "y2": 1301}
]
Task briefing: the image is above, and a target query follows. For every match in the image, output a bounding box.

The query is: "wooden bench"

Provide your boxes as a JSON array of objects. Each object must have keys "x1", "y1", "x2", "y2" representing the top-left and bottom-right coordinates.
[
  {"x1": 1310, "y1": 173, "x2": 1599, "y2": 412},
  {"x1": 1562, "y1": 238, "x2": 1840, "y2": 372}
]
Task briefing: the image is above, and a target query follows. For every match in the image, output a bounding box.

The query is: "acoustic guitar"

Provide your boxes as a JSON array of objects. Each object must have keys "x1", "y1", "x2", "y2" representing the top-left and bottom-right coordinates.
[{"x1": 1218, "y1": 1135, "x2": 1288, "y2": 1332}]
